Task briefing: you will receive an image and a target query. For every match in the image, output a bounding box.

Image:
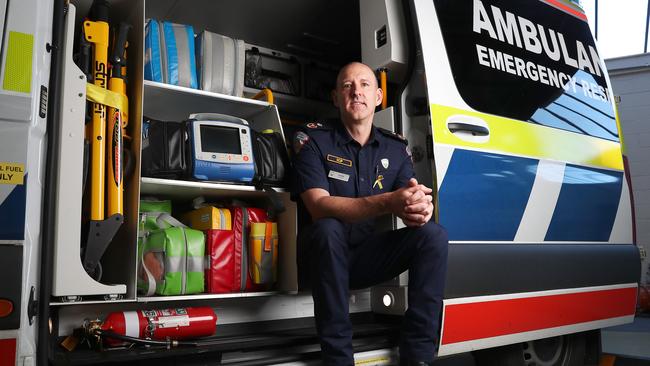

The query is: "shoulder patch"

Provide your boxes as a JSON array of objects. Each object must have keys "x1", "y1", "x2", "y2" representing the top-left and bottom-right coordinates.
[
  {"x1": 293, "y1": 131, "x2": 310, "y2": 154},
  {"x1": 377, "y1": 128, "x2": 408, "y2": 145}
]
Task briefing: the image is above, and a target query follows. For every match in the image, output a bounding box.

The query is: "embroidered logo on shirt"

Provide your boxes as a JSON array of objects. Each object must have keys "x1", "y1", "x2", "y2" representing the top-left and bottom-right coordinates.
[
  {"x1": 328, "y1": 170, "x2": 350, "y2": 182},
  {"x1": 327, "y1": 154, "x2": 352, "y2": 167},
  {"x1": 381, "y1": 158, "x2": 389, "y2": 169}
]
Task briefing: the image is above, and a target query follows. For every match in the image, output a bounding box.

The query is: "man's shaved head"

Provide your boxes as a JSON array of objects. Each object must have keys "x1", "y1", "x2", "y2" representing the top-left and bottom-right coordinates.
[{"x1": 336, "y1": 62, "x2": 379, "y2": 88}]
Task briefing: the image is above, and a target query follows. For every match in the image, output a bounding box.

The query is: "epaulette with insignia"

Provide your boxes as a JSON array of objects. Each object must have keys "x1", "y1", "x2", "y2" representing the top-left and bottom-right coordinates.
[
  {"x1": 303, "y1": 121, "x2": 332, "y2": 130},
  {"x1": 377, "y1": 127, "x2": 408, "y2": 145}
]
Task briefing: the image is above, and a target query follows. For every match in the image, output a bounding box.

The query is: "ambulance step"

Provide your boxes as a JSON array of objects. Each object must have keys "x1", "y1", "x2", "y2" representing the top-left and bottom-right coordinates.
[{"x1": 51, "y1": 317, "x2": 401, "y2": 365}]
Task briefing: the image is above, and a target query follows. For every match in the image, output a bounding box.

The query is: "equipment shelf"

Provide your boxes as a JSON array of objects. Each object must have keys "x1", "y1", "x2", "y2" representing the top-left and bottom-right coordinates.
[
  {"x1": 144, "y1": 80, "x2": 276, "y2": 122},
  {"x1": 50, "y1": 299, "x2": 134, "y2": 307},
  {"x1": 140, "y1": 177, "x2": 287, "y2": 201},
  {"x1": 243, "y1": 86, "x2": 336, "y2": 119},
  {"x1": 138, "y1": 291, "x2": 282, "y2": 303}
]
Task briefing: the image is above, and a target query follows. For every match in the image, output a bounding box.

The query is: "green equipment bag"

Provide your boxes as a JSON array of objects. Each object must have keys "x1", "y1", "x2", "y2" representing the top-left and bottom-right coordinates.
[
  {"x1": 138, "y1": 199, "x2": 205, "y2": 296},
  {"x1": 137, "y1": 199, "x2": 174, "y2": 295},
  {"x1": 144, "y1": 227, "x2": 205, "y2": 295}
]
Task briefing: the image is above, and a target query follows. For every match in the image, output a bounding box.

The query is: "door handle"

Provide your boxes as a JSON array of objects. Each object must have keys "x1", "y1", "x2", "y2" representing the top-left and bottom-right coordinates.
[
  {"x1": 447, "y1": 122, "x2": 490, "y2": 136},
  {"x1": 445, "y1": 115, "x2": 490, "y2": 143}
]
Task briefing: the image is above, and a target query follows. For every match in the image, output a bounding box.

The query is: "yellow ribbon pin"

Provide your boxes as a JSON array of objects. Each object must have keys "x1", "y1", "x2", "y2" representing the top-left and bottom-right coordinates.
[{"x1": 373, "y1": 175, "x2": 384, "y2": 190}]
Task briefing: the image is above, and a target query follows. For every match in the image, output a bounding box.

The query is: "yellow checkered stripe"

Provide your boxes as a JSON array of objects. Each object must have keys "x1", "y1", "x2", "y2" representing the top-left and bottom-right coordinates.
[
  {"x1": 3, "y1": 32, "x2": 34, "y2": 93},
  {"x1": 431, "y1": 104, "x2": 624, "y2": 171}
]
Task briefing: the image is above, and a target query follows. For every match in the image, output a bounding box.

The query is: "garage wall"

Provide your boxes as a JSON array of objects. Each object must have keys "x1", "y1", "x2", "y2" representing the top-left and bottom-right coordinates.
[{"x1": 607, "y1": 53, "x2": 650, "y2": 286}]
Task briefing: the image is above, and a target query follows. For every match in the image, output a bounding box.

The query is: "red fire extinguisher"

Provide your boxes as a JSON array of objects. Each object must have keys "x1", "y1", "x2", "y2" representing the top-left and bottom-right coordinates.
[{"x1": 100, "y1": 307, "x2": 217, "y2": 346}]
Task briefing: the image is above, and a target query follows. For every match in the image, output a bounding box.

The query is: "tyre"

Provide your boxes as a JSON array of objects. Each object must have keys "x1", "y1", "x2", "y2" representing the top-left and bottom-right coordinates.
[{"x1": 474, "y1": 333, "x2": 586, "y2": 366}]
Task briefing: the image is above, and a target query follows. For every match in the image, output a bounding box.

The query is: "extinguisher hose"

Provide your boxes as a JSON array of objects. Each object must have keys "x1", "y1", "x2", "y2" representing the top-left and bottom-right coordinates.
[{"x1": 95, "y1": 329, "x2": 199, "y2": 348}]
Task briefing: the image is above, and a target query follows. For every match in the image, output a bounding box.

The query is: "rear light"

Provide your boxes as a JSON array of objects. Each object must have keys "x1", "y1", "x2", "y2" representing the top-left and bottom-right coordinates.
[
  {"x1": 0, "y1": 299, "x2": 13, "y2": 318},
  {"x1": 622, "y1": 155, "x2": 637, "y2": 245}
]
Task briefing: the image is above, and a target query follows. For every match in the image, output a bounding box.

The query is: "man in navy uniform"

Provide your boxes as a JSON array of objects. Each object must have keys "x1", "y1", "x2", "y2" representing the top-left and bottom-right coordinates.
[{"x1": 292, "y1": 62, "x2": 448, "y2": 365}]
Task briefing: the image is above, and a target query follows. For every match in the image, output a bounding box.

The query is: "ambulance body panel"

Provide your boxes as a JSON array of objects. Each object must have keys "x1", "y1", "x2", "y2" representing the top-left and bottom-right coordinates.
[
  {"x1": 419, "y1": 0, "x2": 629, "y2": 243},
  {"x1": 0, "y1": 0, "x2": 54, "y2": 363}
]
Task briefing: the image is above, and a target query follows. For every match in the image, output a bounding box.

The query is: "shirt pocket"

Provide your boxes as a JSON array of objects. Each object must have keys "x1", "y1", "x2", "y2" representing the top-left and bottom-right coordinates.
[
  {"x1": 373, "y1": 166, "x2": 398, "y2": 193},
  {"x1": 325, "y1": 162, "x2": 355, "y2": 197}
]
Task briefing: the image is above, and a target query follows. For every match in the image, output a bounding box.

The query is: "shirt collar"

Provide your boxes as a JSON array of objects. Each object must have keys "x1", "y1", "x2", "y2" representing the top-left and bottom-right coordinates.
[{"x1": 335, "y1": 122, "x2": 381, "y2": 147}]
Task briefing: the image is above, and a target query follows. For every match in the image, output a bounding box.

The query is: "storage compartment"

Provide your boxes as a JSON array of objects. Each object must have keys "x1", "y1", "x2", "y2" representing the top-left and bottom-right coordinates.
[
  {"x1": 134, "y1": 0, "x2": 359, "y2": 301},
  {"x1": 139, "y1": 178, "x2": 298, "y2": 297},
  {"x1": 53, "y1": 0, "x2": 357, "y2": 307},
  {"x1": 140, "y1": 21, "x2": 297, "y2": 297},
  {"x1": 145, "y1": 0, "x2": 359, "y2": 119},
  {"x1": 50, "y1": 0, "x2": 378, "y2": 362},
  {"x1": 51, "y1": 0, "x2": 144, "y2": 303}
]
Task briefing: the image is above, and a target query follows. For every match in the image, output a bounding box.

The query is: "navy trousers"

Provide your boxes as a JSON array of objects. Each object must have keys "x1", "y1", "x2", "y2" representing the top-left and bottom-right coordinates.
[{"x1": 298, "y1": 218, "x2": 448, "y2": 365}]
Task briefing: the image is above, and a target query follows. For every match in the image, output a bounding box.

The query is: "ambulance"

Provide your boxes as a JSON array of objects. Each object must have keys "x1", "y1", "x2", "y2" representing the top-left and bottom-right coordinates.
[{"x1": 0, "y1": 0, "x2": 641, "y2": 365}]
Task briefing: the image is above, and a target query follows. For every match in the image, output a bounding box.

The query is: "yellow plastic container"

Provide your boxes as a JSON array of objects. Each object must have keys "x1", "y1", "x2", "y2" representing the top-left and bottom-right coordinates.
[
  {"x1": 249, "y1": 222, "x2": 278, "y2": 284},
  {"x1": 182, "y1": 206, "x2": 232, "y2": 231}
]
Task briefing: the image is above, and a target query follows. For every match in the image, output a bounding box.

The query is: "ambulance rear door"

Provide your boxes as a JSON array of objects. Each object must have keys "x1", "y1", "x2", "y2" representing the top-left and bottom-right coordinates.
[
  {"x1": 418, "y1": 0, "x2": 630, "y2": 243},
  {"x1": 412, "y1": 0, "x2": 640, "y2": 356}
]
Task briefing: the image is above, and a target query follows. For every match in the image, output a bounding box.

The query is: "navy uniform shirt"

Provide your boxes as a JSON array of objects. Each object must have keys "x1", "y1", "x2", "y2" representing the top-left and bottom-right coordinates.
[{"x1": 292, "y1": 120, "x2": 414, "y2": 244}]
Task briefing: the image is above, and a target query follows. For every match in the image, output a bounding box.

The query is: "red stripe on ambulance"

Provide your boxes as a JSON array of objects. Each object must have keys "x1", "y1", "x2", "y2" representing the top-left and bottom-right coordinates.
[
  {"x1": 542, "y1": 0, "x2": 588, "y2": 21},
  {"x1": 441, "y1": 285, "x2": 637, "y2": 345}
]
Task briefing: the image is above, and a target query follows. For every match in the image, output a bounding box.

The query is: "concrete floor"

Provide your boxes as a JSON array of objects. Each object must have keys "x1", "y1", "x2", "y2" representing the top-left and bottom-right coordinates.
[{"x1": 601, "y1": 314, "x2": 650, "y2": 364}]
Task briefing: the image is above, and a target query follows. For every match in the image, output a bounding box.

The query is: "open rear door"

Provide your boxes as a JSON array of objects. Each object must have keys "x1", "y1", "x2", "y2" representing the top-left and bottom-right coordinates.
[
  {"x1": 411, "y1": 0, "x2": 640, "y2": 356},
  {"x1": 414, "y1": 0, "x2": 631, "y2": 244}
]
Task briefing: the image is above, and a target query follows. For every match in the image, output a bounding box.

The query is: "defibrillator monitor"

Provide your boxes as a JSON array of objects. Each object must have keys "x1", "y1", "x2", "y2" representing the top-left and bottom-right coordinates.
[{"x1": 187, "y1": 113, "x2": 255, "y2": 183}]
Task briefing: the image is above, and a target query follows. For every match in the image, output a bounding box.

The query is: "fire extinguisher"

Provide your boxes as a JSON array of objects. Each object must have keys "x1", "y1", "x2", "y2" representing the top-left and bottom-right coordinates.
[{"x1": 96, "y1": 307, "x2": 217, "y2": 347}]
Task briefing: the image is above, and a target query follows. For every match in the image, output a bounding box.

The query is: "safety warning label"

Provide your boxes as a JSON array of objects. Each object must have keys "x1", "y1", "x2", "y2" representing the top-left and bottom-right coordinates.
[{"x1": 0, "y1": 162, "x2": 25, "y2": 185}]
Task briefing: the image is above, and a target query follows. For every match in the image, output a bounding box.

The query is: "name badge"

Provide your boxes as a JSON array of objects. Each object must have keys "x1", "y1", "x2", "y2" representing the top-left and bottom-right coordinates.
[
  {"x1": 327, "y1": 154, "x2": 353, "y2": 167},
  {"x1": 328, "y1": 170, "x2": 350, "y2": 182}
]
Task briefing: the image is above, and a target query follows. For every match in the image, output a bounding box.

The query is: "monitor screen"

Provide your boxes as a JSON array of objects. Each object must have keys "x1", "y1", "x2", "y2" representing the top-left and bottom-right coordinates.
[{"x1": 200, "y1": 125, "x2": 242, "y2": 154}]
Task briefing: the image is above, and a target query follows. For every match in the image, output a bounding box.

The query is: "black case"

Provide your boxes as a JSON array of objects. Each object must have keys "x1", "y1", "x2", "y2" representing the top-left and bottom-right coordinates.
[
  {"x1": 244, "y1": 47, "x2": 301, "y2": 96},
  {"x1": 251, "y1": 130, "x2": 290, "y2": 187},
  {"x1": 141, "y1": 117, "x2": 187, "y2": 179}
]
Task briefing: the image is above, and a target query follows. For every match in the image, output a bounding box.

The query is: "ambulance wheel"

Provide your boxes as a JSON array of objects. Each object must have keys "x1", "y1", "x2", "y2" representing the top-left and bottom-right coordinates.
[{"x1": 474, "y1": 333, "x2": 585, "y2": 366}]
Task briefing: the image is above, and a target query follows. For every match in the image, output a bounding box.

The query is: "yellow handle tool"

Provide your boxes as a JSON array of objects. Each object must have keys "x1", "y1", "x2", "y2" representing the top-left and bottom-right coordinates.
[
  {"x1": 379, "y1": 68, "x2": 388, "y2": 110},
  {"x1": 106, "y1": 77, "x2": 124, "y2": 216},
  {"x1": 252, "y1": 88, "x2": 274, "y2": 104},
  {"x1": 106, "y1": 23, "x2": 130, "y2": 216},
  {"x1": 84, "y1": 18, "x2": 110, "y2": 221}
]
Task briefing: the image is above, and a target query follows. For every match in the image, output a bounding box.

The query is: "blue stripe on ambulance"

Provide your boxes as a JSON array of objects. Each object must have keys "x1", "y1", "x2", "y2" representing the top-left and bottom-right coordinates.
[
  {"x1": 544, "y1": 165, "x2": 623, "y2": 241},
  {"x1": 438, "y1": 150, "x2": 537, "y2": 241},
  {"x1": 0, "y1": 179, "x2": 26, "y2": 240}
]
